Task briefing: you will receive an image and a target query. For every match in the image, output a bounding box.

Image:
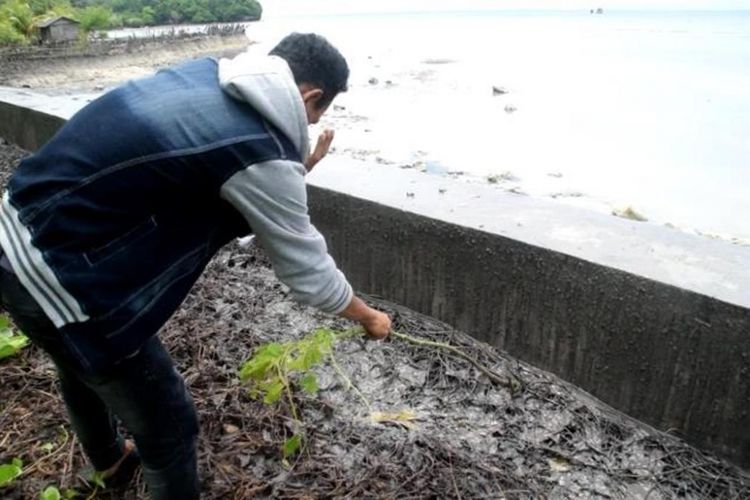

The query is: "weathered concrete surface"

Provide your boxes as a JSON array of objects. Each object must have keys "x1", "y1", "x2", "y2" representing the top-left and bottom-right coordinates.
[
  {"x1": 2, "y1": 90, "x2": 750, "y2": 468},
  {"x1": 0, "y1": 87, "x2": 90, "y2": 150}
]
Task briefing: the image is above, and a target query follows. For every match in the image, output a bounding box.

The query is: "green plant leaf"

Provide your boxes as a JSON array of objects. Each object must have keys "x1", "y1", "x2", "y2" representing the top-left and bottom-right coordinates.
[
  {"x1": 263, "y1": 380, "x2": 284, "y2": 404},
  {"x1": 282, "y1": 435, "x2": 302, "y2": 458},
  {"x1": 0, "y1": 315, "x2": 28, "y2": 360},
  {"x1": 0, "y1": 458, "x2": 23, "y2": 487},
  {"x1": 63, "y1": 488, "x2": 79, "y2": 499},
  {"x1": 88, "y1": 471, "x2": 105, "y2": 489},
  {"x1": 239, "y1": 343, "x2": 282, "y2": 381},
  {"x1": 40, "y1": 486, "x2": 62, "y2": 500},
  {"x1": 301, "y1": 344, "x2": 322, "y2": 370},
  {"x1": 300, "y1": 373, "x2": 318, "y2": 394}
]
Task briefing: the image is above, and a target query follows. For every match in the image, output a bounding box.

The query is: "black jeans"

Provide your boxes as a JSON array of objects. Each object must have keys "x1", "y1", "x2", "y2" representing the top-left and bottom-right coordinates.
[{"x1": 0, "y1": 268, "x2": 200, "y2": 499}]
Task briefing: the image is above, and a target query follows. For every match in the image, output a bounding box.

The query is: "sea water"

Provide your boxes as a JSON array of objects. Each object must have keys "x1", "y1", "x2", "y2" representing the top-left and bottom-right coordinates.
[{"x1": 248, "y1": 9, "x2": 750, "y2": 243}]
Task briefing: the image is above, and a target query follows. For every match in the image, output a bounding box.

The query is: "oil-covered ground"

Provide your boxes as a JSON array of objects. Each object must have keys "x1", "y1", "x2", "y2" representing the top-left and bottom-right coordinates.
[{"x1": 1, "y1": 142, "x2": 749, "y2": 499}]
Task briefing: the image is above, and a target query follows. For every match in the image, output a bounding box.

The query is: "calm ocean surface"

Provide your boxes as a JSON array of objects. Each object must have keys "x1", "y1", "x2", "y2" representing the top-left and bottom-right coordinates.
[{"x1": 251, "y1": 9, "x2": 750, "y2": 242}]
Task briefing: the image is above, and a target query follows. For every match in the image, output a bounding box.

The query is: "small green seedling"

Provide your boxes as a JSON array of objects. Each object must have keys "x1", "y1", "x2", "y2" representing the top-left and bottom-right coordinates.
[
  {"x1": 0, "y1": 315, "x2": 27, "y2": 360},
  {"x1": 0, "y1": 458, "x2": 23, "y2": 488},
  {"x1": 240, "y1": 328, "x2": 357, "y2": 407},
  {"x1": 40, "y1": 486, "x2": 61, "y2": 500},
  {"x1": 88, "y1": 471, "x2": 106, "y2": 489},
  {"x1": 40, "y1": 486, "x2": 78, "y2": 500},
  {"x1": 240, "y1": 327, "x2": 359, "y2": 456}
]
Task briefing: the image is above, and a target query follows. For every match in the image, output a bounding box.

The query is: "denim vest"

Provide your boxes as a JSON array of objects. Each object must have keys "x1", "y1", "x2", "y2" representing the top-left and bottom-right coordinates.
[{"x1": 3, "y1": 58, "x2": 300, "y2": 372}]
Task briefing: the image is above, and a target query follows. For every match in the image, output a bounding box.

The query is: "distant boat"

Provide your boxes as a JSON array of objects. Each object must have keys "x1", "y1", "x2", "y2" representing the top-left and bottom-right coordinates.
[{"x1": 590, "y1": 8, "x2": 604, "y2": 14}]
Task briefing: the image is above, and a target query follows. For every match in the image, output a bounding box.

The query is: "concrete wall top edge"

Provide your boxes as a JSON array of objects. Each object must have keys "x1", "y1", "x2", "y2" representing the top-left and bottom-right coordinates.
[
  {"x1": 308, "y1": 157, "x2": 750, "y2": 310},
  {"x1": 0, "y1": 87, "x2": 93, "y2": 121}
]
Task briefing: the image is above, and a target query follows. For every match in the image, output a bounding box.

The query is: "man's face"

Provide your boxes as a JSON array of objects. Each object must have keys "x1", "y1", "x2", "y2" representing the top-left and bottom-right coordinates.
[
  {"x1": 305, "y1": 101, "x2": 331, "y2": 125},
  {"x1": 299, "y1": 85, "x2": 330, "y2": 125}
]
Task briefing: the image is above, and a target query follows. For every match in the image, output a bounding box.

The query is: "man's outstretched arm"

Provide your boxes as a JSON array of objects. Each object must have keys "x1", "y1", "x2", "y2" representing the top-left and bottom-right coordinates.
[
  {"x1": 339, "y1": 295, "x2": 391, "y2": 339},
  {"x1": 220, "y1": 159, "x2": 391, "y2": 338}
]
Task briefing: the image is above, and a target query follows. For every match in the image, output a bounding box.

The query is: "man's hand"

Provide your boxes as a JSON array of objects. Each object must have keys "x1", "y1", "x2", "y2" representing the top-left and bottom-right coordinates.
[
  {"x1": 339, "y1": 295, "x2": 392, "y2": 340},
  {"x1": 360, "y1": 309, "x2": 391, "y2": 340},
  {"x1": 305, "y1": 129, "x2": 335, "y2": 172}
]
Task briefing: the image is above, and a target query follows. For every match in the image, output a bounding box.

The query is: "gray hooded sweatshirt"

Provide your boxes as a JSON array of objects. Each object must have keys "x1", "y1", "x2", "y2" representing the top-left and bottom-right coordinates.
[{"x1": 218, "y1": 52, "x2": 353, "y2": 314}]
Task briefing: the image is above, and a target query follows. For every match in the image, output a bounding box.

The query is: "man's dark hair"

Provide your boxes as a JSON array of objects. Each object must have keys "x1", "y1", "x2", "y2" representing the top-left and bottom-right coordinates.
[{"x1": 270, "y1": 32, "x2": 349, "y2": 108}]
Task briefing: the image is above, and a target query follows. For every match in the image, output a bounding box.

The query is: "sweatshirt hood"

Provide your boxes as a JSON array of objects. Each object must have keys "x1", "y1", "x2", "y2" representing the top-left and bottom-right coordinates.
[{"x1": 218, "y1": 52, "x2": 309, "y2": 161}]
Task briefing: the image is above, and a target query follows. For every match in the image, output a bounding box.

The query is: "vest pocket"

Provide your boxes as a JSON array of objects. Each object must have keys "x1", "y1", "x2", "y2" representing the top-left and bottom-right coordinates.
[{"x1": 84, "y1": 216, "x2": 158, "y2": 266}]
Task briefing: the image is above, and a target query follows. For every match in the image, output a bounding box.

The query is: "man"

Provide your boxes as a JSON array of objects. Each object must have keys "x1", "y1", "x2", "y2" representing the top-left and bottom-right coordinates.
[{"x1": 0, "y1": 33, "x2": 391, "y2": 498}]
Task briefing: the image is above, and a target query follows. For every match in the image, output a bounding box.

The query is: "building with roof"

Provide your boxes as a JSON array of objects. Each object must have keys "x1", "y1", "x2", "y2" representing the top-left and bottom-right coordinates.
[{"x1": 37, "y1": 16, "x2": 80, "y2": 43}]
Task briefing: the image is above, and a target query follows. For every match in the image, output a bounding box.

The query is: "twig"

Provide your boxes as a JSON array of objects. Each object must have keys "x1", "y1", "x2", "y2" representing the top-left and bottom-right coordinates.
[
  {"x1": 329, "y1": 351, "x2": 371, "y2": 412},
  {"x1": 390, "y1": 331, "x2": 521, "y2": 393}
]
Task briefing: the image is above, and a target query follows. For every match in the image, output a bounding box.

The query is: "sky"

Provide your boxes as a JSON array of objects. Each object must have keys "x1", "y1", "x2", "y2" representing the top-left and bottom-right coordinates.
[{"x1": 264, "y1": 0, "x2": 750, "y2": 16}]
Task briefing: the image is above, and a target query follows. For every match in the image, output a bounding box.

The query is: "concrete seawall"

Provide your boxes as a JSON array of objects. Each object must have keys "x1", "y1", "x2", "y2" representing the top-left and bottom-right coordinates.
[
  {"x1": 2, "y1": 89, "x2": 749, "y2": 467},
  {"x1": 0, "y1": 95, "x2": 66, "y2": 152}
]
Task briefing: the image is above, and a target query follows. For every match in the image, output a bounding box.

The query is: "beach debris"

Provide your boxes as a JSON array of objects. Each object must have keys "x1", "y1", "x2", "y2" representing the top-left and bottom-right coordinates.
[
  {"x1": 399, "y1": 162, "x2": 418, "y2": 169},
  {"x1": 550, "y1": 191, "x2": 584, "y2": 199},
  {"x1": 547, "y1": 171, "x2": 563, "y2": 178},
  {"x1": 406, "y1": 192, "x2": 415, "y2": 198},
  {"x1": 487, "y1": 171, "x2": 518, "y2": 184},
  {"x1": 222, "y1": 423, "x2": 240, "y2": 434},
  {"x1": 438, "y1": 188, "x2": 447, "y2": 194},
  {"x1": 368, "y1": 77, "x2": 379, "y2": 85},
  {"x1": 549, "y1": 457, "x2": 573, "y2": 473},
  {"x1": 492, "y1": 85, "x2": 509, "y2": 96},
  {"x1": 504, "y1": 105, "x2": 517, "y2": 114},
  {"x1": 507, "y1": 187, "x2": 528, "y2": 195},
  {"x1": 370, "y1": 409, "x2": 419, "y2": 429},
  {"x1": 333, "y1": 104, "x2": 346, "y2": 111},
  {"x1": 375, "y1": 156, "x2": 394, "y2": 165},
  {"x1": 612, "y1": 205, "x2": 648, "y2": 222},
  {"x1": 385, "y1": 79, "x2": 394, "y2": 86},
  {"x1": 422, "y1": 58, "x2": 456, "y2": 65}
]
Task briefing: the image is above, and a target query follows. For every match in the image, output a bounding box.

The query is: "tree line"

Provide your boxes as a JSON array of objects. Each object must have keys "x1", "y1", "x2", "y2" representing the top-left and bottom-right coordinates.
[{"x1": 0, "y1": 0, "x2": 262, "y2": 44}]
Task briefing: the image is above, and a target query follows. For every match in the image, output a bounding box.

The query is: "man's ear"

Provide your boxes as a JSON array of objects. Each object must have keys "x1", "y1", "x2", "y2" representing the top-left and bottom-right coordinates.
[{"x1": 300, "y1": 87, "x2": 324, "y2": 108}]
